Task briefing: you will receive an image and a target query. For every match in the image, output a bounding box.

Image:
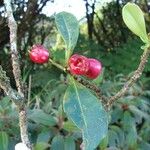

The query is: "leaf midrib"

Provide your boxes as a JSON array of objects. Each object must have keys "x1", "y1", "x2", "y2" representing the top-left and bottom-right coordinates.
[
  {"x1": 60, "y1": 13, "x2": 71, "y2": 49},
  {"x1": 128, "y1": 7, "x2": 145, "y2": 36},
  {"x1": 72, "y1": 80, "x2": 90, "y2": 144}
]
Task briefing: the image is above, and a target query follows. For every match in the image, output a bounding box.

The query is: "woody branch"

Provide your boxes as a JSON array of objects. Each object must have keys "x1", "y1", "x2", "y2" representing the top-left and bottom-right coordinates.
[{"x1": 3, "y1": 0, "x2": 32, "y2": 149}]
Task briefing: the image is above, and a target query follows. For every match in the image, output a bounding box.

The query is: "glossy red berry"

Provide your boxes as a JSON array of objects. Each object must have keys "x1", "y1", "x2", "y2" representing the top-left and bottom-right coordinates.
[
  {"x1": 85, "y1": 58, "x2": 102, "y2": 79},
  {"x1": 29, "y1": 44, "x2": 49, "y2": 64},
  {"x1": 68, "y1": 54, "x2": 89, "y2": 75}
]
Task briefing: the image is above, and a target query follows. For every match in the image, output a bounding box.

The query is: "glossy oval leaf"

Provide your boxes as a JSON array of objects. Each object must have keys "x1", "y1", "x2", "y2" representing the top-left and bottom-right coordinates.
[
  {"x1": 28, "y1": 109, "x2": 57, "y2": 126},
  {"x1": 64, "y1": 137, "x2": 76, "y2": 150},
  {"x1": 122, "y1": 3, "x2": 148, "y2": 43},
  {"x1": 51, "y1": 135, "x2": 64, "y2": 150},
  {"x1": 37, "y1": 130, "x2": 54, "y2": 143},
  {"x1": 63, "y1": 120, "x2": 80, "y2": 132},
  {"x1": 0, "y1": 132, "x2": 8, "y2": 150},
  {"x1": 55, "y1": 12, "x2": 79, "y2": 62},
  {"x1": 63, "y1": 80, "x2": 108, "y2": 150},
  {"x1": 34, "y1": 142, "x2": 50, "y2": 150}
]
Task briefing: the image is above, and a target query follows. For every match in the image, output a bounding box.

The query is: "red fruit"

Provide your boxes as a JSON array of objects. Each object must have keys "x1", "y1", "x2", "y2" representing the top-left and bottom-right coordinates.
[
  {"x1": 68, "y1": 54, "x2": 89, "y2": 75},
  {"x1": 85, "y1": 58, "x2": 102, "y2": 79},
  {"x1": 29, "y1": 44, "x2": 49, "y2": 64}
]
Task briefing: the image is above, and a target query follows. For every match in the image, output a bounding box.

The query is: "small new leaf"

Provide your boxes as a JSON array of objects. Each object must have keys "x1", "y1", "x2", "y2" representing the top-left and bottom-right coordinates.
[{"x1": 122, "y1": 3, "x2": 148, "y2": 44}]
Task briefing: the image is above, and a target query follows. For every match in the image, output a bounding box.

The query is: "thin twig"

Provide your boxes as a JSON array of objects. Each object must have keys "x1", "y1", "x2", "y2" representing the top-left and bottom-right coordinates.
[
  {"x1": 106, "y1": 48, "x2": 150, "y2": 110},
  {"x1": 4, "y1": 0, "x2": 23, "y2": 94},
  {"x1": 0, "y1": 66, "x2": 23, "y2": 107},
  {"x1": 49, "y1": 47, "x2": 150, "y2": 110},
  {"x1": 49, "y1": 58, "x2": 106, "y2": 102},
  {"x1": 73, "y1": 76, "x2": 107, "y2": 103},
  {"x1": 49, "y1": 58, "x2": 66, "y2": 72},
  {"x1": 4, "y1": 0, "x2": 31, "y2": 149},
  {"x1": 27, "y1": 75, "x2": 32, "y2": 106}
]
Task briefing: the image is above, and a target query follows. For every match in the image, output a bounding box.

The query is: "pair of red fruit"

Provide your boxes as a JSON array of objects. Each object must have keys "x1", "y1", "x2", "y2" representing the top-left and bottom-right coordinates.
[{"x1": 29, "y1": 45, "x2": 102, "y2": 79}]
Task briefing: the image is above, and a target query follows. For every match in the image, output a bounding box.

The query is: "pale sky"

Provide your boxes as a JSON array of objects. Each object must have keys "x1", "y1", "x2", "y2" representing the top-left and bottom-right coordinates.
[{"x1": 42, "y1": 0, "x2": 113, "y2": 20}]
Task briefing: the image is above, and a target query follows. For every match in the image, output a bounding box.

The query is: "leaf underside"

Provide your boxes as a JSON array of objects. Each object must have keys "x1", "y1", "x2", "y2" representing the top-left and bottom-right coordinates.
[{"x1": 122, "y1": 3, "x2": 148, "y2": 43}]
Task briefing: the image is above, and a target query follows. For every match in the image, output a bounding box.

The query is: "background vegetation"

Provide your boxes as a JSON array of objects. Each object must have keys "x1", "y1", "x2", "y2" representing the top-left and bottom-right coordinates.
[{"x1": 0, "y1": 0, "x2": 150, "y2": 149}]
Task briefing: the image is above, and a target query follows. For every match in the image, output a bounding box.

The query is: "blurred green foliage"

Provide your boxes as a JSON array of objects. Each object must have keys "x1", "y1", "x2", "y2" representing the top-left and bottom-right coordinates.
[
  {"x1": 0, "y1": 0, "x2": 150, "y2": 149},
  {"x1": 0, "y1": 72, "x2": 150, "y2": 149}
]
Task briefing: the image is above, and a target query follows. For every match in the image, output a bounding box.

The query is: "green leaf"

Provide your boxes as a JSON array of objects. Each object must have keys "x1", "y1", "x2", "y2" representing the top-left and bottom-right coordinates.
[
  {"x1": 0, "y1": 132, "x2": 8, "y2": 150},
  {"x1": 99, "y1": 136, "x2": 108, "y2": 150},
  {"x1": 122, "y1": 111, "x2": 137, "y2": 148},
  {"x1": 63, "y1": 80, "x2": 108, "y2": 150},
  {"x1": 64, "y1": 137, "x2": 76, "y2": 150},
  {"x1": 129, "y1": 105, "x2": 150, "y2": 121},
  {"x1": 28, "y1": 109, "x2": 57, "y2": 126},
  {"x1": 110, "y1": 125, "x2": 125, "y2": 147},
  {"x1": 34, "y1": 142, "x2": 50, "y2": 150},
  {"x1": 122, "y1": 3, "x2": 148, "y2": 43},
  {"x1": 51, "y1": 135, "x2": 64, "y2": 150},
  {"x1": 138, "y1": 141, "x2": 150, "y2": 150},
  {"x1": 63, "y1": 120, "x2": 80, "y2": 132},
  {"x1": 55, "y1": 12, "x2": 79, "y2": 62},
  {"x1": 108, "y1": 130, "x2": 119, "y2": 147},
  {"x1": 37, "y1": 130, "x2": 54, "y2": 143}
]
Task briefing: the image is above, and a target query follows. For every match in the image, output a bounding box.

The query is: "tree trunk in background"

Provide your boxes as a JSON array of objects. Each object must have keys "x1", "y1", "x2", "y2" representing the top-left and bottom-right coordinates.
[
  {"x1": 0, "y1": 0, "x2": 52, "y2": 51},
  {"x1": 0, "y1": 0, "x2": 54, "y2": 88},
  {"x1": 116, "y1": 0, "x2": 127, "y2": 43},
  {"x1": 84, "y1": 0, "x2": 96, "y2": 40}
]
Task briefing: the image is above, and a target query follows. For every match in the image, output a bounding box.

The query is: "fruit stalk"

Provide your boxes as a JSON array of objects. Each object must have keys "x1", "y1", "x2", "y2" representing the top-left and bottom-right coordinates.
[{"x1": 49, "y1": 58, "x2": 67, "y2": 72}]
